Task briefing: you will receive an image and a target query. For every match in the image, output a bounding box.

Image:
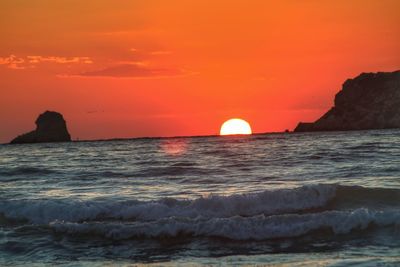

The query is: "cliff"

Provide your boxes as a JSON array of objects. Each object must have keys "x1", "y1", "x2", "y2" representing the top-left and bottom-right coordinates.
[
  {"x1": 10, "y1": 111, "x2": 71, "y2": 144},
  {"x1": 295, "y1": 70, "x2": 400, "y2": 132}
]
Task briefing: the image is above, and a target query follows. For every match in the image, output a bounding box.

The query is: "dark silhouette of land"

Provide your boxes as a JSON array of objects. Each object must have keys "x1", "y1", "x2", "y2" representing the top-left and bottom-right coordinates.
[
  {"x1": 295, "y1": 70, "x2": 400, "y2": 132},
  {"x1": 8, "y1": 70, "x2": 400, "y2": 143},
  {"x1": 10, "y1": 111, "x2": 71, "y2": 144}
]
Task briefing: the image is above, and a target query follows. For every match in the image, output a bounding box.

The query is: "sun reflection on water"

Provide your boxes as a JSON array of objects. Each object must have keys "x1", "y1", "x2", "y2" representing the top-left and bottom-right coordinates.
[{"x1": 159, "y1": 139, "x2": 188, "y2": 156}]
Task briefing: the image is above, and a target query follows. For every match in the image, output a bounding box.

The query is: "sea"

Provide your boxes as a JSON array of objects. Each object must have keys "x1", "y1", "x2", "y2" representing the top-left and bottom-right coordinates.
[{"x1": 1, "y1": 129, "x2": 400, "y2": 266}]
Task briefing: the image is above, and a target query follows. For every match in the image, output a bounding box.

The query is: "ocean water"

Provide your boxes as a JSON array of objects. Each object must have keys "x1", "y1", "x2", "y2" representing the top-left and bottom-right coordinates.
[{"x1": 1, "y1": 129, "x2": 400, "y2": 266}]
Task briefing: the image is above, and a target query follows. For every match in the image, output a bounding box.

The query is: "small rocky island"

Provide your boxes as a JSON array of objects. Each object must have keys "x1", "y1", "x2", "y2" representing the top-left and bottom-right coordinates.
[
  {"x1": 295, "y1": 70, "x2": 400, "y2": 132},
  {"x1": 10, "y1": 111, "x2": 71, "y2": 144}
]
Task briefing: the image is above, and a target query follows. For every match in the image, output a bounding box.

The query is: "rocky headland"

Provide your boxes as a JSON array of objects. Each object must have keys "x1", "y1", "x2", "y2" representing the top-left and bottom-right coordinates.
[
  {"x1": 10, "y1": 111, "x2": 71, "y2": 144},
  {"x1": 295, "y1": 70, "x2": 400, "y2": 132}
]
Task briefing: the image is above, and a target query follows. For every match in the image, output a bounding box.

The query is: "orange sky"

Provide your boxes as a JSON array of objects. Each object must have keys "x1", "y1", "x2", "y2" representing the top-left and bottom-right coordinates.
[{"x1": 1, "y1": 0, "x2": 399, "y2": 142}]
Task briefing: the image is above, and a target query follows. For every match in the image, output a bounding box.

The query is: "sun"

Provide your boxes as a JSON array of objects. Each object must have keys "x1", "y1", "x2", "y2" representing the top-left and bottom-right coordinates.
[{"x1": 220, "y1": 118, "x2": 252, "y2": 135}]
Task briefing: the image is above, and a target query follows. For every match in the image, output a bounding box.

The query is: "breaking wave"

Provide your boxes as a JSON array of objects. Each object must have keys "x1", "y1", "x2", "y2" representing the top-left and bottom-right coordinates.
[
  {"x1": 0, "y1": 184, "x2": 336, "y2": 224},
  {"x1": 50, "y1": 208, "x2": 400, "y2": 240},
  {"x1": 1, "y1": 184, "x2": 399, "y2": 229}
]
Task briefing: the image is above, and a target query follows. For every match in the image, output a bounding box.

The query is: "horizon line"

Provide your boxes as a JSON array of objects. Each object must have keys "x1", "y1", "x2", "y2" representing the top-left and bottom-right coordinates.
[{"x1": 2, "y1": 131, "x2": 289, "y2": 145}]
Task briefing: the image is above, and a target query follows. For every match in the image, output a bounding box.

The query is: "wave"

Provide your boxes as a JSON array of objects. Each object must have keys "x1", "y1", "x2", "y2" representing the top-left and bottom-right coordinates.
[
  {"x1": 50, "y1": 208, "x2": 400, "y2": 240},
  {"x1": 1, "y1": 184, "x2": 399, "y2": 225},
  {"x1": 0, "y1": 184, "x2": 336, "y2": 224}
]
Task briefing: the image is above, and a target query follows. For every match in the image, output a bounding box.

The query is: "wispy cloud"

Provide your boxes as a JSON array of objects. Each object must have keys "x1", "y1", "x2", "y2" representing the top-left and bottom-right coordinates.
[
  {"x1": 116, "y1": 61, "x2": 149, "y2": 66},
  {"x1": 27, "y1": 56, "x2": 93, "y2": 64},
  {"x1": 129, "y1": 48, "x2": 172, "y2": 56},
  {"x1": 75, "y1": 64, "x2": 186, "y2": 79},
  {"x1": 0, "y1": 54, "x2": 93, "y2": 69},
  {"x1": 1, "y1": 53, "x2": 191, "y2": 79},
  {"x1": 0, "y1": 55, "x2": 26, "y2": 69}
]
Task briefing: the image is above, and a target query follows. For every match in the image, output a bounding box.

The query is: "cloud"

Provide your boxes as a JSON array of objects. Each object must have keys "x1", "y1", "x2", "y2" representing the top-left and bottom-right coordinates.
[
  {"x1": 76, "y1": 64, "x2": 186, "y2": 78},
  {"x1": 129, "y1": 48, "x2": 173, "y2": 56},
  {"x1": 0, "y1": 54, "x2": 93, "y2": 69},
  {"x1": 1, "y1": 53, "x2": 191, "y2": 79},
  {"x1": 27, "y1": 56, "x2": 93, "y2": 64},
  {"x1": 116, "y1": 61, "x2": 149, "y2": 66},
  {"x1": 0, "y1": 55, "x2": 26, "y2": 69}
]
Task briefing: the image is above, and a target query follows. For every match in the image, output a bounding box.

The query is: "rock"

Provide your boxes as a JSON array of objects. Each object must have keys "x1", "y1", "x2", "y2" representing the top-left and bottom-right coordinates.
[
  {"x1": 10, "y1": 111, "x2": 71, "y2": 144},
  {"x1": 294, "y1": 70, "x2": 400, "y2": 132},
  {"x1": 294, "y1": 123, "x2": 315, "y2": 132}
]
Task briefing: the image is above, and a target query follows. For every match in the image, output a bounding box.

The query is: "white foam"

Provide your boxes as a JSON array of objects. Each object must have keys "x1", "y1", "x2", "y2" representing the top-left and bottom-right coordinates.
[
  {"x1": 50, "y1": 208, "x2": 400, "y2": 240},
  {"x1": 0, "y1": 184, "x2": 336, "y2": 224}
]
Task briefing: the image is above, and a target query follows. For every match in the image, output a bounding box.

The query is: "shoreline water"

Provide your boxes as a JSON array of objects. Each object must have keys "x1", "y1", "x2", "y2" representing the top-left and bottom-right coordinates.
[
  {"x1": 1, "y1": 129, "x2": 400, "y2": 265},
  {"x1": 3, "y1": 127, "x2": 400, "y2": 146}
]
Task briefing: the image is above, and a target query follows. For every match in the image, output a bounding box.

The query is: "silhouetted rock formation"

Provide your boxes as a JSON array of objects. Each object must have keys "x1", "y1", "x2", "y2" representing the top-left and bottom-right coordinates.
[
  {"x1": 11, "y1": 111, "x2": 71, "y2": 144},
  {"x1": 295, "y1": 70, "x2": 400, "y2": 132}
]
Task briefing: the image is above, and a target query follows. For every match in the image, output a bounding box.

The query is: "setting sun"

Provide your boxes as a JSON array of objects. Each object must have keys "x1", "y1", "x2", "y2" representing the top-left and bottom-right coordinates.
[
  {"x1": 220, "y1": 118, "x2": 252, "y2": 136},
  {"x1": 1, "y1": 1, "x2": 400, "y2": 265}
]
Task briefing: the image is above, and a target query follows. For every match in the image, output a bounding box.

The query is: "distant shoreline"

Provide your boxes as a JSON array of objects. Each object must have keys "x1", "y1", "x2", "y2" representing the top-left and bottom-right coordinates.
[
  {"x1": 2, "y1": 131, "x2": 286, "y2": 145},
  {"x1": 3, "y1": 128, "x2": 400, "y2": 146}
]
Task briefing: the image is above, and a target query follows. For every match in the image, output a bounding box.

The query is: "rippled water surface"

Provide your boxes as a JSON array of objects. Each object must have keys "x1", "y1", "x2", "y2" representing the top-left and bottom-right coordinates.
[{"x1": 1, "y1": 130, "x2": 400, "y2": 266}]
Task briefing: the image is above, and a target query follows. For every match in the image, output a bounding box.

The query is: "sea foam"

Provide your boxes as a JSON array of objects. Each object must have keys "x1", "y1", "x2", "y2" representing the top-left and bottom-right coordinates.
[
  {"x1": 0, "y1": 184, "x2": 336, "y2": 224},
  {"x1": 50, "y1": 208, "x2": 400, "y2": 240}
]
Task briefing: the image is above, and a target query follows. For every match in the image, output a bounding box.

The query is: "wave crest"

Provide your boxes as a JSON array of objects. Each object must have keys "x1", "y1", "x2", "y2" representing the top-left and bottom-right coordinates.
[
  {"x1": 0, "y1": 184, "x2": 336, "y2": 224},
  {"x1": 50, "y1": 208, "x2": 400, "y2": 240}
]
